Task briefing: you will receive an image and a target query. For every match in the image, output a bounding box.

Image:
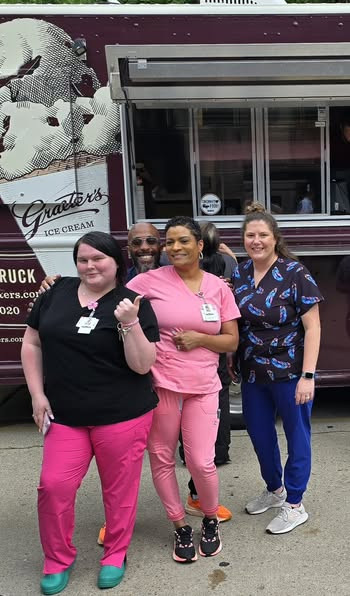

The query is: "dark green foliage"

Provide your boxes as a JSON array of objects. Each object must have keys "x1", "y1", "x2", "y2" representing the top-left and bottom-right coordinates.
[{"x1": 0, "y1": 0, "x2": 104, "y2": 3}]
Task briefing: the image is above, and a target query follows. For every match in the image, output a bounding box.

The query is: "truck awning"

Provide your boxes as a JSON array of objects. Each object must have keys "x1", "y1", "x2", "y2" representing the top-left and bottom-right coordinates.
[{"x1": 105, "y1": 43, "x2": 350, "y2": 107}]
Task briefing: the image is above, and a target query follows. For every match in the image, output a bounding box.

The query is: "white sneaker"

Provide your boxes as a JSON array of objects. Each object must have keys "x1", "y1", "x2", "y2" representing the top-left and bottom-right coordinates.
[
  {"x1": 245, "y1": 488, "x2": 287, "y2": 515},
  {"x1": 266, "y1": 503, "x2": 309, "y2": 534}
]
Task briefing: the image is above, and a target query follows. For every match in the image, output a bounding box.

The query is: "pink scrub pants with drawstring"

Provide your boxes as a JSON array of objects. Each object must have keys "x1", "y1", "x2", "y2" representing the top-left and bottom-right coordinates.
[
  {"x1": 147, "y1": 387, "x2": 220, "y2": 521},
  {"x1": 38, "y1": 411, "x2": 153, "y2": 574}
]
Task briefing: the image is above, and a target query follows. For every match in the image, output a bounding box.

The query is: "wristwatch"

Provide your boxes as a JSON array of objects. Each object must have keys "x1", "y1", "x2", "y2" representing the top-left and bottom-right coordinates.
[{"x1": 301, "y1": 372, "x2": 315, "y2": 379}]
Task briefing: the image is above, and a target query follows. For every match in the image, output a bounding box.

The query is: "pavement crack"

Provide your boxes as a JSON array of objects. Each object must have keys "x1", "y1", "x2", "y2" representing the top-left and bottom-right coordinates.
[{"x1": 0, "y1": 444, "x2": 41, "y2": 451}]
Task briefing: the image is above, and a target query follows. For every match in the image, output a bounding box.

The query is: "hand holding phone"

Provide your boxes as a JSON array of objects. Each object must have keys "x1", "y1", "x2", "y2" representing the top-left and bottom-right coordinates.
[{"x1": 42, "y1": 412, "x2": 52, "y2": 436}]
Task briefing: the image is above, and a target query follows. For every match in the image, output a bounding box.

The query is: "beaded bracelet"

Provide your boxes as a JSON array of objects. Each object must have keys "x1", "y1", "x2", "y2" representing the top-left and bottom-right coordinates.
[{"x1": 117, "y1": 318, "x2": 139, "y2": 341}]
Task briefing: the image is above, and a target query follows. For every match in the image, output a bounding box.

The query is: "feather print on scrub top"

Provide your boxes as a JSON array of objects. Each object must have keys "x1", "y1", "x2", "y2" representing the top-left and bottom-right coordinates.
[{"x1": 233, "y1": 258, "x2": 323, "y2": 384}]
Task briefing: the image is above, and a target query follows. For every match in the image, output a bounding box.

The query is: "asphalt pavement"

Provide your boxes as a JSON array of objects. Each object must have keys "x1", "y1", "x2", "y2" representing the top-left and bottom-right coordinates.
[{"x1": 1, "y1": 405, "x2": 350, "y2": 596}]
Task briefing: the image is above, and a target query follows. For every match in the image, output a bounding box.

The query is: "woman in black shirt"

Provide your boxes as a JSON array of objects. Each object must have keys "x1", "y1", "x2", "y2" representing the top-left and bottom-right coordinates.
[{"x1": 21, "y1": 231, "x2": 159, "y2": 595}]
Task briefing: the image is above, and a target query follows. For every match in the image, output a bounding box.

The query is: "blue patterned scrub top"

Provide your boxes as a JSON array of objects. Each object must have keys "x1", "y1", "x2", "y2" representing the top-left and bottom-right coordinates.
[{"x1": 233, "y1": 257, "x2": 324, "y2": 384}]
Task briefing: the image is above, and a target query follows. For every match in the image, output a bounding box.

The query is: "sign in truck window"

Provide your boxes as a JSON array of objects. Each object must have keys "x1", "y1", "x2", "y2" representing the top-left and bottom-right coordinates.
[{"x1": 200, "y1": 194, "x2": 222, "y2": 216}]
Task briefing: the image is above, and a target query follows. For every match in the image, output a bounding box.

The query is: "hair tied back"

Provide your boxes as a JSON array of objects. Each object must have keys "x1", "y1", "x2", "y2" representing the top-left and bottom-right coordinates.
[{"x1": 245, "y1": 202, "x2": 266, "y2": 215}]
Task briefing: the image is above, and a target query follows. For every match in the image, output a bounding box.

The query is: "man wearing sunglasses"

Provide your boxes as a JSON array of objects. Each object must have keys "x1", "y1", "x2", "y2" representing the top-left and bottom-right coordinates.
[{"x1": 127, "y1": 223, "x2": 161, "y2": 280}]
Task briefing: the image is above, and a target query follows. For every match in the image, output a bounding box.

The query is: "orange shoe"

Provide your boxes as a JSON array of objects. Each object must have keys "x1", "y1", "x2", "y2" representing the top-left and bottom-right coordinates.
[
  {"x1": 97, "y1": 522, "x2": 106, "y2": 546},
  {"x1": 185, "y1": 495, "x2": 232, "y2": 523}
]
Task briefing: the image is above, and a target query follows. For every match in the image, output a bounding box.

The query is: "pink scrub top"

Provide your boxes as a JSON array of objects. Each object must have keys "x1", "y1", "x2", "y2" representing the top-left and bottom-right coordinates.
[{"x1": 127, "y1": 266, "x2": 240, "y2": 394}]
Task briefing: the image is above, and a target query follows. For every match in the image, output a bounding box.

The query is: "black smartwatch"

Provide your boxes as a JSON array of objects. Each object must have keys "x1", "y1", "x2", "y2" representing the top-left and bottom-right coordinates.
[{"x1": 301, "y1": 372, "x2": 315, "y2": 379}]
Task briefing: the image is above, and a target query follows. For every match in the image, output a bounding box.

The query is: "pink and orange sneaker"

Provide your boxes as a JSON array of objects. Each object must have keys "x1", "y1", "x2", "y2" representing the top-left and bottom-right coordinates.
[
  {"x1": 185, "y1": 495, "x2": 232, "y2": 523},
  {"x1": 97, "y1": 522, "x2": 106, "y2": 546}
]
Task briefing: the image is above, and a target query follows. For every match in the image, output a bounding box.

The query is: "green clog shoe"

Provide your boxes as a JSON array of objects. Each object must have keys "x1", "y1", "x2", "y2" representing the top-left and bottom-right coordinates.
[
  {"x1": 97, "y1": 562, "x2": 126, "y2": 589},
  {"x1": 40, "y1": 562, "x2": 74, "y2": 595}
]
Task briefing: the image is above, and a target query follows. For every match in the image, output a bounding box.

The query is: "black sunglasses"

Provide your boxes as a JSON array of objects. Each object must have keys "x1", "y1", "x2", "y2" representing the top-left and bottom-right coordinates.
[{"x1": 129, "y1": 236, "x2": 159, "y2": 247}]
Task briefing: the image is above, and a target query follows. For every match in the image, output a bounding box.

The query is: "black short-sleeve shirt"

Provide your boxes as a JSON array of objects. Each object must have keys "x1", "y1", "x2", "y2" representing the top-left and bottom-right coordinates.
[
  {"x1": 26, "y1": 277, "x2": 159, "y2": 426},
  {"x1": 234, "y1": 258, "x2": 324, "y2": 384}
]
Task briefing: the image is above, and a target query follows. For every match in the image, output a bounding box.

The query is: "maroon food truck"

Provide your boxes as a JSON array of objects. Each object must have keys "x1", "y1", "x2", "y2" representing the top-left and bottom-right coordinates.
[{"x1": 1, "y1": 2, "x2": 350, "y2": 422}]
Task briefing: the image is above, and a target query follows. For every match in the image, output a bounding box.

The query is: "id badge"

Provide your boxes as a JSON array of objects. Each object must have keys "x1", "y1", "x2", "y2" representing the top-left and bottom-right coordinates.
[
  {"x1": 200, "y1": 303, "x2": 219, "y2": 322},
  {"x1": 76, "y1": 316, "x2": 99, "y2": 334}
]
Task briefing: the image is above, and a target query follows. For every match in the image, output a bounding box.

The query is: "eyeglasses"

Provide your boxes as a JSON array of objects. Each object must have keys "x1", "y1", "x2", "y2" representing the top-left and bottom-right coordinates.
[{"x1": 129, "y1": 236, "x2": 159, "y2": 247}]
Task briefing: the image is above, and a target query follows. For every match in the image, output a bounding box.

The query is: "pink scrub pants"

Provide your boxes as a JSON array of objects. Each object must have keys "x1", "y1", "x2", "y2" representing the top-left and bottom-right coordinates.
[
  {"x1": 38, "y1": 410, "x2": 153, "y2": 574},
  {"x1": 147, "y1": 387, "x2": 219, "y2": 521}
]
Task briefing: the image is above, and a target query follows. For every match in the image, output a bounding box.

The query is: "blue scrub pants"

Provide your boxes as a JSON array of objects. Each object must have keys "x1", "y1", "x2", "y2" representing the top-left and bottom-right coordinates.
[{"x1": 242, "y1": 378, "x2": 313, "y2": 505}]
